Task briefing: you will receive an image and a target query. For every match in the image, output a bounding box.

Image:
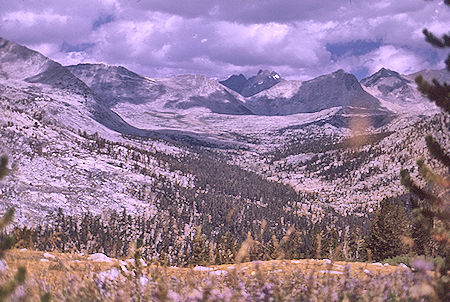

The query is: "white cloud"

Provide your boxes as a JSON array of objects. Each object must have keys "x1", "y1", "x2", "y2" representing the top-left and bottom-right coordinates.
[
  {"x1": 3, "y1": 10, "x2": 68, "y2": 26},
  {"x1": 0, "y1": 0, "x2": 447, "y2": 79},
  {"x1": 361, "y1": 45, "x2": 430, "y2": 75}
]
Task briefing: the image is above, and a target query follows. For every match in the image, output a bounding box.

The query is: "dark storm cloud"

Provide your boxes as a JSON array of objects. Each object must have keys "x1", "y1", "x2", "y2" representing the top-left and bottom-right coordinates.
[
  {"x1": 0, "y1": 0, "x2": 448, "y2": 80},
  {"x1": 127, "y1": 0, "x2": 432, "y2": 26}
]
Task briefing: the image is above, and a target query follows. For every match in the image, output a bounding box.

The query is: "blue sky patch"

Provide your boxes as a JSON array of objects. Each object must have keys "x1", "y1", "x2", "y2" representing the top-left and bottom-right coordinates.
[
  {"x1": 350, "y1": 66, "x2": 370, "y2": 81},
  {"x1": 61, "y1": 42, "x2": 95, "y2": 53},
  {"x1": 93, "y1": 14, "x2": 115, "y2": 30},
  {"x1": 326, "y1": 39, "x2": 382, "y2": 60}
]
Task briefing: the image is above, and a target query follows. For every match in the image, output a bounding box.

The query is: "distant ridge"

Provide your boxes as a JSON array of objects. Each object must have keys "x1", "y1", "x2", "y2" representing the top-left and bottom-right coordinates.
[
  {"x1": 68, "y1": 63, "x2": 253, "y2": 115},
  {"x1": 1, "y1": 37, "x2": 440, "y2": 120}
]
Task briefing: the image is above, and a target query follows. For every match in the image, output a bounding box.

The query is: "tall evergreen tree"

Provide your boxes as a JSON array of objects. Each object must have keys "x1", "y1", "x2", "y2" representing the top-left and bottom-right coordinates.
[
  {"x1": 415, "y1": 0, "x2": 450, "y2": 114},
  {"x1": 282, "y1": 229, "x2": 305, "y2": 260},
  {"x1": 400, "y1": 1, "x2": 449, "y2": 299},
  {"x1": 307, "y1": 226, "x2": 322, "y2": 259},
  {"x1": 215, "y1": 232, "x2": 238, "y2": 264},
  {"x1": 365, "y1": 198, "x2": 410, "y2": 261},
  {"x1": 401, "y1": 0, "x2": 450, "y2": 252},
  {"x1": 322, "y1": 228, "x2": 340, "y2": 259},
  {"x1": 190, "y1": 226, "x2": 210, "y2": 266}
]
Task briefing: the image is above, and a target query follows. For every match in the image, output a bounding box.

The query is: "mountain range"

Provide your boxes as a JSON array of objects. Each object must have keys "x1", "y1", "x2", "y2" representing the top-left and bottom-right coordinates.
[
  {"x1": 65, "y1": 63, "x2": 397, "y2": 118},
  {"x1": 0, "y1": 36, "x2": 448, "y2": 239},
  {"x1": 63, "y1": 53, "x2": 446, "y2": 127}
]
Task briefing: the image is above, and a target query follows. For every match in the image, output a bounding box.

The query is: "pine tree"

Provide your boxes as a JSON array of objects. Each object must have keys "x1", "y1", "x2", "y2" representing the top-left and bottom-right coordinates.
[
  {"x1": 400, "y1": 2, "x2": 449, "y2": 298},
  {"x1": 0, "y1": 156, "x2": 26, "y2": 301},
  {"x1": 0, "y1": 156, "x2": 8, "y2": 180},
  {"x1": 322, "y1": 228, "x2": 340, "y2": 259},
  {"x1": 191, "y1": 226, "x2": 210, "y2": 266},
  {"x1": 282, "y1": 229, "x2": 305, "y2": 260},
  {"x1": 341, "y1": 225, "x2": 364, "y2": 261},
  {"x1": 307, "y1": 226, "x2": 322, "y2": 259},
  {"x1": 365, "y1": 198, "x2": 410, "y2": 261},
  {"x1": 415, "y1": 0, "x2": 450, "y2": 114},
  {"x1": 215, "y1": 232, "x2": 237, "y2": 264}
]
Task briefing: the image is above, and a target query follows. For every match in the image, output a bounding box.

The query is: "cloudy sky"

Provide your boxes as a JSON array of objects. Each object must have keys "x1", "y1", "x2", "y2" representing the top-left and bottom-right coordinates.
[{"x1": 0, "y1": 0, "x2": 448, "y2": 80}]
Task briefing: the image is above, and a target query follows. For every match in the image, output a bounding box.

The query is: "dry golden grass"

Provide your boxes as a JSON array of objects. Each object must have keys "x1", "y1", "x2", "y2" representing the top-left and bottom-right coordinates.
[
  {"x1": 3, "y1": 249, "x2": 114, "y2": 292},
  {"x1": 3, "y1": 249, "x2": 398, "y2": 288},
  {"x1": 0, "y1": 249, "x2": 427, "y2": 301}
]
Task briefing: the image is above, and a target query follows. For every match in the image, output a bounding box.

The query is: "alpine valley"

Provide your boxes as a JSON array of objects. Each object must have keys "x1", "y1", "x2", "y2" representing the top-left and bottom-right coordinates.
[{"x1": 0, "y1": 37, "x2": 448, "y2": 263}]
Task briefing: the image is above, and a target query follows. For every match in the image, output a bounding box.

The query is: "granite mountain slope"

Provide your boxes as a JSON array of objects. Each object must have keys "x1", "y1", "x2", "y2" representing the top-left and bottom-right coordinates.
[
  {"x1": 0, "y1": 37, "x2": 152, "y2": 137},
  {"x1": 70, "y1": 64, "x2": 396, "y2": 132},
  {"x1": 360, "y1": 67, "x2": 445, "y2": 114},
  {"x1": 0, "y1": 37, "x2": 448, "y2": 243}
]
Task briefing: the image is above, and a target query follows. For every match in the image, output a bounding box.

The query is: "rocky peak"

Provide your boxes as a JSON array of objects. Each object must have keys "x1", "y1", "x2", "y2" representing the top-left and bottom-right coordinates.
[
  {"x1": 313, "y1": 69, "x2": 361, "y2": 91},
  {"x1": 361, "y1": 67, "x2": 409, "y2": 88},
  {"x1": 220, "y1": 70, "x2": 282, "y2": 97},
  {"x1": 219, "y1": 74, "x2": 248, "y2": 94},
  {"x1": 359, "y1": 67, "x2": 431, "y2": 109},
  {"x1": 244, "y1": 70, "x2": 281, "y2": 96}
]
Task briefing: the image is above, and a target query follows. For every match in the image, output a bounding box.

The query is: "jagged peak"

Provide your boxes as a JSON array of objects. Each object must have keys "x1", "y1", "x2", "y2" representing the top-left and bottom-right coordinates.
[
  {"x1": 219, "y1": 69, "x2": 282, "y2": 97},
  {"x1": 171, "y1": 73, "x2": 209, "y2": 80},
  {"x1": 0, "y1": 36, "x2": 50, "y2": 63},
  {"x1": 326, "y1": 69, "x2": 357, "y2": 80},
  {"x1": 363, "y1": 67, "x2": 402, "y2": 80},
  {"x1": 255, "y1": 69, "x2": 280, "y2": 79},
  {"x1": 0, "y1": 36, "x2": 11, "y2": 47},
  {"x1": 227, "y1": 73, "x2": 247, "y2": 80},
  {"x1": 69, "y1": 63, "x2": 130, "y2": 72},
  {"x1": 375, "y1": 67, "x2": 401, "y2": 77},
  {"x1": 312, "y1": 69, "x2": 355, "y2": 81},
  {"x1": 361, "y1": 67, "x2": 410, "y2": 87},
  {"x1": 257, "y1": 69, "x2": 272, "y2": 76}
]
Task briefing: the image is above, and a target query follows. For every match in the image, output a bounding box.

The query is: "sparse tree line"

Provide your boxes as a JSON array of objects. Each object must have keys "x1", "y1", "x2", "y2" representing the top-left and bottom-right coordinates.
[
  {"x1": 9, "y1": 191, "x2": 446, "y2": 268},
  {"x1": 270, "y1": 131, "x2": 393, "y2": 163},
  {"x1": 10, "y1": 207, "x2": 357, "y2": 266}
]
